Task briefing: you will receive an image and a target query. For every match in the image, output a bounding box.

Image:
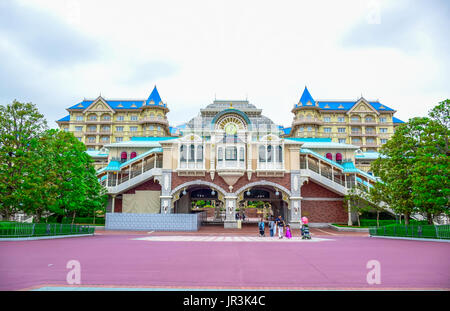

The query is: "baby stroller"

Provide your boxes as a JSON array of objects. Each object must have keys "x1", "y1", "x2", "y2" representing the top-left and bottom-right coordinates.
[{"x1": 301, "y1": 224, "x2": 311, "y2": 239}]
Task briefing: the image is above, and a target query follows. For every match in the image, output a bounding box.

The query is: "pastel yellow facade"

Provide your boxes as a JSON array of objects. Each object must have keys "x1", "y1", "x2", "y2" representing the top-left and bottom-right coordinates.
[{"x1": 289, "y1": 98, "x2": 398, "y2": 152}]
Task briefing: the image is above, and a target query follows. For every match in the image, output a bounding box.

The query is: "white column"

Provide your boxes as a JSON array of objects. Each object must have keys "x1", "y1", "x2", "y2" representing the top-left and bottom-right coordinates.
[
  {"x1": 141, "y1": 158, "x2": 144, "y2": 174},
  {"x1": 111, "y1": 195, "x2": 116, "y2": 214}
]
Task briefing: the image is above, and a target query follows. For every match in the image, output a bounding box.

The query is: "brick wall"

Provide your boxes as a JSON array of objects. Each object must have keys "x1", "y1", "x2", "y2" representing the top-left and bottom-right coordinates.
[
  {"x1": 113, "y1": 197, "x2": 122, "y2": 213},
  {"x1": 171, "y1": 173, "x2": 291, "y2": 194},
  {"x1": 125, "y1": 178, "x2": 161, "y2": 194},
  {"x1": 301, "y1": 180, "x2": 341, "y2": 198},
  {"x1": 301, "y1": 200, "x2": 347, "y2": 223}
]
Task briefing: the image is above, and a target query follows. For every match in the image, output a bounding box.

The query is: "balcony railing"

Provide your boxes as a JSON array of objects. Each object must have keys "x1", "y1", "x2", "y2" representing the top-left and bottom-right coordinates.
[
  {"x1": 216, "y1": 160, "x2": 245, "y2": 170},
  {"x1": 293, "y1": 118, "x2": 323, "y2": 126},
  {"x1": 139, "y1": 116, "x2": 169, "y2": 125},
  {"x1": 105, "y1": 155, "x2": 162, "y2": 187}
]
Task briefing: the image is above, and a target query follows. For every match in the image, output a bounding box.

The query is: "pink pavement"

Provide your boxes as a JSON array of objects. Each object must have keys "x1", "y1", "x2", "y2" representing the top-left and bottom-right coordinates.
[{"x1": 0, "y1": 233, "x2": 449, "y2": 291}]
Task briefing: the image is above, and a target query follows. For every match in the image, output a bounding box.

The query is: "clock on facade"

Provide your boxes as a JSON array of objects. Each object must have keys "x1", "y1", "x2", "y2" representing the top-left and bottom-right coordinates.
[{"x1": 224, "y1": 123, "x2": 237, "y2": 135}]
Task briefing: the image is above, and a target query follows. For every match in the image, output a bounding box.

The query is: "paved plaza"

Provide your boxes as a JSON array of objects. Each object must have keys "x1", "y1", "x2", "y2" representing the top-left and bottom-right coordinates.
[{"x1": 0, "y1": 227, "x2": 449, "y2": 291}]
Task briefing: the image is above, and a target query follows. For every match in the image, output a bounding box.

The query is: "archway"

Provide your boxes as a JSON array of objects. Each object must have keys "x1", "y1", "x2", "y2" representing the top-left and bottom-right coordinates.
[
  {"x1": 171, "y1": 182, "x2": 227, "y2": 222},
  {"x1": 235, "y1": 183, "x2": 291, "y2": 224}
]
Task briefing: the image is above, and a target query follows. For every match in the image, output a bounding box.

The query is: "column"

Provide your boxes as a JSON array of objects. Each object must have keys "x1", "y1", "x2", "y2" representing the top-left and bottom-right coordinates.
[
  {"x1": 289, "y1": 197, "x2": 302, "y2": 229},
  {"x1": 160, "y1": 196, "x2": 172, "y2": 214},
  {"x1": 111, "y1": 195, "x2": 116, "y2": 214},
  {"x1": 224, "y1": 196, "x2": 238, "y2": 228},
  {"x1": 347, "y1": 201, "x2": 353, "y2": 226}
]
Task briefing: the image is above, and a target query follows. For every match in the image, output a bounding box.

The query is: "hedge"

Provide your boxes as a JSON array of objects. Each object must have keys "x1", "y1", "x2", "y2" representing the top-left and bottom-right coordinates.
[
  {"x1": 0, "y1": 222, "x2": 95, "y2": 238},
  {"x1": 369, "y1": 223, "x2": 450, "y2": 240}
]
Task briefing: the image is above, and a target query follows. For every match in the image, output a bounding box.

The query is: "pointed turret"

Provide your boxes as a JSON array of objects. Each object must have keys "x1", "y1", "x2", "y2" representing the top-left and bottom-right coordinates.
[
  {"x1": 145, "y1": 85, "x2": 164, "y2": 106},
  {"x1": 290, "y1": 86, "x2": 321, "y2": 137},
  {"x1": 298, "y1": 86, "x2": 315, "y2": 107}
]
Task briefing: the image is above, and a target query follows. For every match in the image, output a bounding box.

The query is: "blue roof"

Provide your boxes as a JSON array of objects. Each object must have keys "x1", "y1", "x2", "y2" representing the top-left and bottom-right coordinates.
[
  {"x1": 145, "y1": 86, "x2": 166, "y2": 107},
  {"x1": 102, "y1": 160, "x2": 121, "y2": 172},
  {"x1": 130, "y1": 136, "x2": 177, "y2": 142},
  {"x1": 57, "y1": 115, "x2": 70, "y2": 122},
  {"x1": 315, "y1": 101, "x2": 394, "y2": 111},
  {"x1": 286, "y1": 138, "x2": 332, "y2": 142},
  {"x1": 281, "y1": 127, "x2": 291, "y2": 135},
  {"x1": 293, "y1": 86, "x2": 394, "y2": 111},
  {"x1": 67, "y1": 86, "x2": 167, "y2": 110},
  {"x1": 68, "y1": 99, "x2": 145, "y2": 110},
  {"x1": 393, "y1": 116, "x2": 405, "y2": 123},
  {"x1": 341, "y1": 161, "x2": 358, "y2": 173},
  {"x1": 297, "y1": 86, "x2": 316, "y2": 106}
]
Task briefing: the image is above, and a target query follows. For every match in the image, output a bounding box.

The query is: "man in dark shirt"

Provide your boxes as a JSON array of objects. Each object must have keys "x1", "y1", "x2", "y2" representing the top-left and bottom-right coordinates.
[{"x1": 276, "y1": 216, "x2": 284, "y2": 239}]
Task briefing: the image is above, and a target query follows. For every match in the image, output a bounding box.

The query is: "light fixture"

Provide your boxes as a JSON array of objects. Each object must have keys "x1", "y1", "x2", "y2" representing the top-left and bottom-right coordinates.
[
  {"x1": 211, "y1": 189, "x2": 216, "y2": 196},
  {"x1": 246, "y1": 189, "x2": 251, "y2": 196},
  {"x1": 182, "y1": 188, "x2": 187, "y2": 195},
  {"x1": 275, "y1": 189, "x2": 279, "y2": 196}
]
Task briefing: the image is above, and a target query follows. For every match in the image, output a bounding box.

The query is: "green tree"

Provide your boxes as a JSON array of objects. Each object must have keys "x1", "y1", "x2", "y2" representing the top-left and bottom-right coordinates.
[
  {"x1": 371, "y1": 120, "x2": 419, "y2": 225},
  {"x1": 343, "y1": 184, "x2": 372, "y2": 226},
  {"x1": 28, "y1": 129, "x2": 107, "y2": 223},
  {"x1": 372, "y1": 102, "x2": 450, "y2": 225},
  {"x1": 0, "y1": 100, "x2": 47, "y2": 220}
]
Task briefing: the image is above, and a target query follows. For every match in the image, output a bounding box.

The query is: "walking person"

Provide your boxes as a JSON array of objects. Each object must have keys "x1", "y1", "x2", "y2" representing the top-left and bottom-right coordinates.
[
  {"x1": 258, "y1": 218, "x2": 265, "y2": 237},
  {"x1": 277, "y1": 216, "x2": 285, "y2": 239},
  {"x1": 285, "y1": 224, "x2": 292, "y2": 239},
  {"x1": 269, "y1": 217, "x2": 275, "y2": 237}
]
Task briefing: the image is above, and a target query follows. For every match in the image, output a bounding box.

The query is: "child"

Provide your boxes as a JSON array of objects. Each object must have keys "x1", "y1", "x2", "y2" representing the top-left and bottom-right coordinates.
[
  {"x1": 285, "y1": 224, "x2": 292, "y2": 239},
  {"x1": 258, "y1": 218, "x2": 265, "y2": 237}
]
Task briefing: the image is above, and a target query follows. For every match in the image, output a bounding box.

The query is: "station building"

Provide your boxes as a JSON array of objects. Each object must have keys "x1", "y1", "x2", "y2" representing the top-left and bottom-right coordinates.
[{"x1": 57, "y1": 86, "x2": 405, "y2": 228}]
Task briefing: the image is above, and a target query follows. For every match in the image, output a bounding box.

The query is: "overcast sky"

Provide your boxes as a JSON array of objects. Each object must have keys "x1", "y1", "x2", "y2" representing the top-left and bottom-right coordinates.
[{"x1": 0, "y1": 0, "x2": 448, "y2": 128}]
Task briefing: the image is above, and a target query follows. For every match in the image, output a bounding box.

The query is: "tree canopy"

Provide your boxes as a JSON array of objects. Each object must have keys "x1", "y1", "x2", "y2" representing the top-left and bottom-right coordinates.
[
  {"x1": 0, "y1": 100, "x2": 106, "y2": 223},
  {"x1": 371, "y1": 100, "x2": 450, "y2": 224}
]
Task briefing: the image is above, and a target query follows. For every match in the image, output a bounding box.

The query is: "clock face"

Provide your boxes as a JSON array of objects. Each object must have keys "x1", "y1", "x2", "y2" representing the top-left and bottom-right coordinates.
[{"x1": 225, "y1": 123, "x2": 237, "y2": 135}]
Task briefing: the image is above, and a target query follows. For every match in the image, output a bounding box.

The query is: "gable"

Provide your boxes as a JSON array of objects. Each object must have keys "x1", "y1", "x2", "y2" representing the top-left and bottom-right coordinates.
[
  {"x1": 83, "y1": 97, "x2": 115, "y2": 114},
  {"x1": 347, "y1": 98, "x2": 379, "y2": 115}
]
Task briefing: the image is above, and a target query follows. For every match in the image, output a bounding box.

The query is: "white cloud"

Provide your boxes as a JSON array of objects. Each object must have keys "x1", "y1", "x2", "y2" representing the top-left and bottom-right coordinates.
[{"x1": 1, "y1": 0, "x2": 448, "y2": 128}]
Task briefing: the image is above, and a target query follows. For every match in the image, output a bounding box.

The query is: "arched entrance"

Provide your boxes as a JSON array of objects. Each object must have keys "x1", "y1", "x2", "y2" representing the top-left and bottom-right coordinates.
[
  {"x1": 235, "y1": 184, "x2": 291, "y2": 223},
  {"x1": 170, "y1": 182, "x2": 227, "y2": 222}
]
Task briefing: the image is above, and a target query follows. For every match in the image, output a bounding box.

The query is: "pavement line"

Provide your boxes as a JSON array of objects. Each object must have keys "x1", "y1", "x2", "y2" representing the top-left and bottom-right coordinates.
[{"x1": 314, "y1": 228, "x2": 338, "y2": 236}]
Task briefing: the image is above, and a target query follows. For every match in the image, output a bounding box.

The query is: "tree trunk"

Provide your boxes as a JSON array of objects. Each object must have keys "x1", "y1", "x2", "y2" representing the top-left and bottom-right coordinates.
[
  {"x1": 357, "y1": 213, "x2": 361, "y2": 227},
  {"x1": 376, "y1": 210, "x2": 380, "y2": 227},
  {"x1": 93, "y1": 210, "x2": 96, "y2": 225},
  {"x1": 71, "y1": 210, "x2": 76, "y2": 225},
  {"x1": 427, "y1": 212, "x2": 433, "y2": 225},
  {"x1": 404, "y1": 212, "x2": 410, "y2": 225}
]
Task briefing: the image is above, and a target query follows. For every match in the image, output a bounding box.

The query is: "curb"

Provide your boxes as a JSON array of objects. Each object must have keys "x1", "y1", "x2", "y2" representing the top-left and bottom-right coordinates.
[
  {"x1": 369, "y1": 235, "x2": 450, "y2": 243},
  {"x1": 328, "y1": 224, "x2": 369, "y2": 232},
  {"x1": 0, "y1": 234, "x2": 95, "y2": 241}
]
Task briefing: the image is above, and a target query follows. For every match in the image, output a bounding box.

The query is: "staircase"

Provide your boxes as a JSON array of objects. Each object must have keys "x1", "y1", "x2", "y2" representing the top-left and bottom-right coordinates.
[{"x1": 105, "y1": 167, "x2": 162, "y2": 194}]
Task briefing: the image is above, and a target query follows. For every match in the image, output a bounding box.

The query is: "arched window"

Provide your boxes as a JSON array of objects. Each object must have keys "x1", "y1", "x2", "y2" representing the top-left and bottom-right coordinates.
[
  {"x1": 277, "y1": 146, "x2": 283, "y2": 162},
  {"x1": 326, "y1": 153, "x2": 333, "y2": 160},
  {"x1": 267, "y1": 145, "x2": 274, "y2": 162},
  {"x1": 196, "y1": 145, "x2": 203, "y2": 162},
  {"x1": 130, "y1": 151, "x2": 137, "y2": 159},
  {"x1": 259, "y1": 145, "x2": 266, "y2": 162},
  {"x1": 121, "y1": 151, "x2": 127, "y2": 162},
  {"x1": 336, "y1": 153, "x2": 342, "y2": 163},
  {"x1": 189, "y1": 144, "x2": 195, "y2": 161},
  {"x1": 180, "y1": 145, "x2": 187, "y2": 162}
]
